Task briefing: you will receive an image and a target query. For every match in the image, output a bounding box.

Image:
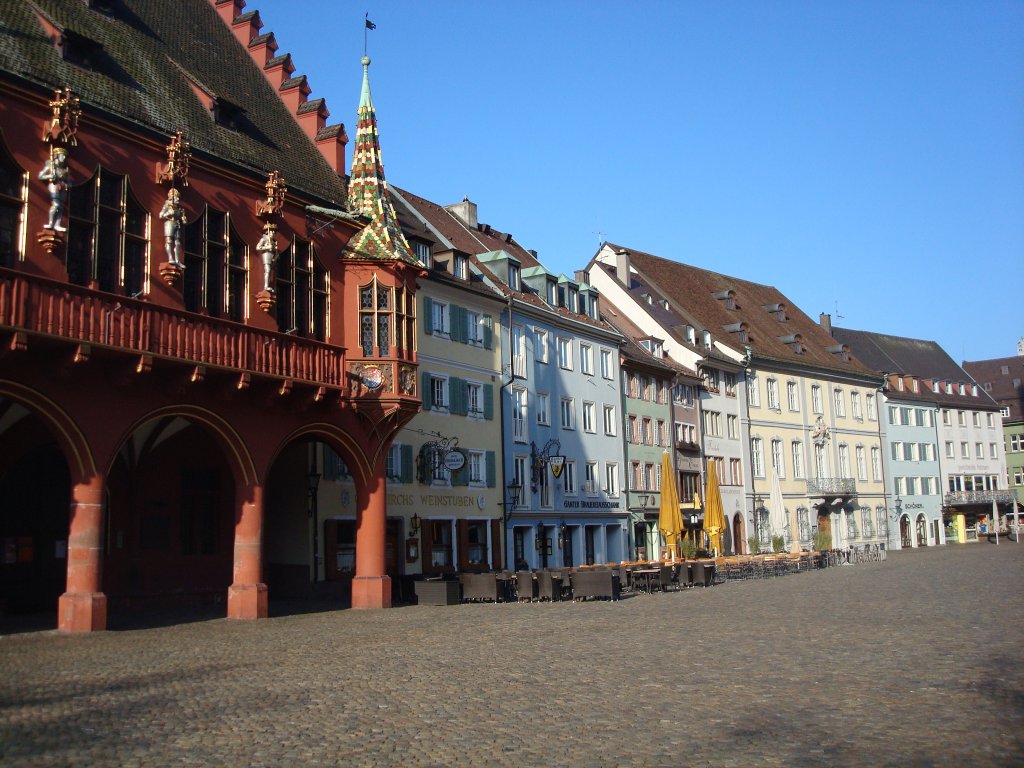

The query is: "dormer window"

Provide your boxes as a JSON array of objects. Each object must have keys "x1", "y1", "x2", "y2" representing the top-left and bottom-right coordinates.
[
  {"x1": 211, "y1": 97, "x2": 244, "y2": 130},
  {"x1": 568, "y1": 288, "x2": 579, "y2": 313},
  {"x1": 764, "y1": 303, "x2": 787, "y2": 321},
  {"x1": 544, "y1": 280, "x2": 556, "y2": 305},
  {"x1": 686, "y1": 325, "x2": 696, "y2": 345},
  {"x1": 61, "y1": 30, "x2": 103, "y2": 70},
  {"x1": 702, "y1": 330, "x2": 712, "y2": 349},
  {"x1": 897, "y1": 378, "x2": 904, "y2": 391},
  {"x1": 411, "y1": 239, "x2": 431, "y2": 268},
  {"x1": 779, "y1": 333, "x2": 803, "y2": 354},
  {"x1": 642, "y1": 292, "x2": 652, "y2": 304},
  {"x1": 508, "y1": 263, "x2": 520, "y2": 291},
  {"x1": 945, "y1": 381, "x2": 952, "y2": 394},
  {"x1": 931, "y1": 381, "x2": 939, "y2": 393},
  {"x1": 661, "y1": 299, "x2": 670, "y2": 310},
  {"x1": 912, "y1": 378, "x2": 919, "y2": 392},
  {"x1": 713, "y1": 289, "x2": 737, "y2": 310},
  {"x1": 453, "y1": 252, "x2": 468, "y2": 280},
  {"x1": 723, "y1": 322, "x2": 749, "y2": 344},
  {"x1": 589, "y1": 293, "x2": 600, "y2": 320},
  {"x1": 958, "y1": 383, "x2": 965, "y2": 395},
  {"x1": 826, "y1": 343, "x2": 850, "y2": 362},
  {"x1": 970, "y1": 384, "x2": 978, "y2": 397}
]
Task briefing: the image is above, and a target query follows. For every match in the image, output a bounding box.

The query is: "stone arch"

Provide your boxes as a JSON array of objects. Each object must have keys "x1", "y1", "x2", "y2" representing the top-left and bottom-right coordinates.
[{"x1": 0, "y1": 379, "x2": 96, "y2": 483}]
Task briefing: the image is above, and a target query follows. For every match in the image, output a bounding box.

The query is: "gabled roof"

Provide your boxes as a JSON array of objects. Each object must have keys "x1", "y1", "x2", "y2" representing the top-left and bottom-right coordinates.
[
  {"x1": 962, "y1": 356, "x2": 1024, "y2": 423},
  {"x1": 394, "y1": 188, "x2": 620, "y2": 337},
  {"x1": 834, "y1": 327, "x2": 1002, "y2": 410},
  {"x1": 601, "y1": 300, "x2": 697, "y2": 379},
  {"x1": 0, "y1": 0, "x2": 347, "y2": 203},
  {"x1": 608, "y1": 243, "x2": 875, "y2": 377}
]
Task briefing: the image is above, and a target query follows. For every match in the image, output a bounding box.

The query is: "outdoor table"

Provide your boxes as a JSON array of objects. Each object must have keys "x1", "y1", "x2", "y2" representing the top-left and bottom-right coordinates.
[{"x1": 632, "y1": 568, "x2": 660, "y2": 594}]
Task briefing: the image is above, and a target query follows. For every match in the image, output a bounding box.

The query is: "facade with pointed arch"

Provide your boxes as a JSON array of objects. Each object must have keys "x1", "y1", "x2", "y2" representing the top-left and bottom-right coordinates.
[{"x1": 0, "y1": 0, "x2": 421, "y2": 630}]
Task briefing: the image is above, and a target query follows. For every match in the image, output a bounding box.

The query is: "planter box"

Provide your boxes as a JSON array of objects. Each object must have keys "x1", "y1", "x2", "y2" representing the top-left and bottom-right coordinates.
[{"x1": 414, "y1": 579, "x2": 461, "y2": 606}]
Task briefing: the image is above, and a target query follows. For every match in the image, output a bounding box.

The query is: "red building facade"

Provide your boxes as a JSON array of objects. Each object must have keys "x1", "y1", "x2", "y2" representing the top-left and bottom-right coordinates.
[{"x1": 0, "y1": 0, "x2": 420, "y2": 630}]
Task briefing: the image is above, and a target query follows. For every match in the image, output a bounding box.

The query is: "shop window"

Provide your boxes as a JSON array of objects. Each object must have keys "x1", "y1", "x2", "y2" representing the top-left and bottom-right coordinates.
[
  {"x1": 276, "y1": 237, "x2": 327, "y2": 339},
  {"x1": 422, "y1": 519, "x2": 453, "y2": 575},
  {"x1": 0, "y1": 135, "x2": 26, "y2": 267},
  {"x1": 459, "y1": 519, "x2": 488, "y2": 571},
  {"x1": 183, "y1": 207, "x2": 246, "y2": 321},
  {"x1": 67, "y1": 168, "x2": 147, "y2": 295}
]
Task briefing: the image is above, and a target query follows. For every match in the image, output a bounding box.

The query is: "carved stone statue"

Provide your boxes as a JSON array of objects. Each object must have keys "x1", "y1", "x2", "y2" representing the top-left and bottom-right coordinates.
[
  {"x1": 257, "y1": 227, "x2": 277, "y2": 292},
  {"x1": 811, "y1": 415, "x2": 830, "y2": 446},
  {"x1": 38, "y1": 148, "x2": 70, "y2": 232},
  {"x1": 159, "y1": 188, "x2": 187, "y2": 266}
]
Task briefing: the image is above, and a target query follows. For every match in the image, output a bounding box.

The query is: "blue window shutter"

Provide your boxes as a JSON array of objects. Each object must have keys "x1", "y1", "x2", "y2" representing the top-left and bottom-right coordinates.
[
  {"x1": 400, "y1": 444, "x2": 414, "y2": 483},
  {"x1": 486, "y1": 451, "x2": 496, "y2": 488},
  {"x1": 450, "y1": 377, "x2": 465, "y2": 415},
  {"x1": 483, "y1": 384, "x2": 494, "y2": 420},
  {"x1": 483, "y1": 315, "x2": 493, "y2": 349},
  {"x1": 422, "y1": 372, "x2": 432, "y2": 409},
  {"x1": 423, "y1": 297, "x2": 433, "y2": 335},
  {"x1": 452, "y1": 449, "x2": 469, "y2": 486},
  {"x1": 451, "y1": 305, "x2": 466, "y2": 343}
]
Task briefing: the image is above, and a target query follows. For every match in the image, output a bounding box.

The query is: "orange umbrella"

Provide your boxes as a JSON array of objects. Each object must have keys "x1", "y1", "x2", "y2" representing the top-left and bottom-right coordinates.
[
  {"x1": 702, "y1": 460, "x2": 726, "y2": 555},
  {"x1": 657, "y1": 452, "x2": 683, "y2": 558}
]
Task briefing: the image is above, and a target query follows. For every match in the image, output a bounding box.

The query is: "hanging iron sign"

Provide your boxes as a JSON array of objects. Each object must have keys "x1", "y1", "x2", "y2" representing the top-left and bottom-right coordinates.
[
  {"x1": 548, "y1": 455, "x2": 565, "y2": 479},
  {"x1": 443, "y1": 450, "x2": 465, "y2": 471}
]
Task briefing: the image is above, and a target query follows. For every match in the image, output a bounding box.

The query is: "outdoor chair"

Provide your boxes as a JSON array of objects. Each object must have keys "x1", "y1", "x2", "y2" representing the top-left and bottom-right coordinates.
[
  {"x1": 536, "y1": 570, "x2": 561, "y2": 601},
  {"x1": 570, "y1": 569, "x2": 620, "y2": 601},
  {"x1": 460, "y1": 572, "x2": 499, "y2": 602},
  {"x1": 658, "y1": 565, "x2": 675, "y2": 592},
  {"x1": 516, "y1": 570, "x2": 537, "y2": 602}
]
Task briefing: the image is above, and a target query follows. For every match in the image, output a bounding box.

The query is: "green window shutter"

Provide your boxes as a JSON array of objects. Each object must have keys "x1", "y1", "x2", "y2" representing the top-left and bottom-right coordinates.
[
  {"x1": 452, "y1": 449, "x2": 469, "y2": 486},
  {"x1": 423, "y1": 297, "x2": 433, "y2": 335},
  {"x1": 486, "y1": 450, "x2": 496, "y2": 488},
  {"x1": 400, "y1": 444, "x2": 414, "y2": 484},
  {"x1": 451, "y1": 305, "x2": 466, "y2": 343},
  {"x1": 450, "y1": 377, "x2": 465, "y2": 415},
  {"x1": 483, "y1": 383, "x2": 494, "y2": 420},
  {"x1": 422, "y1": 372, "x2": 432, "y2": 409},
  {"x1": 483, "y1": 315, "x2": 494, "y2": 349}
]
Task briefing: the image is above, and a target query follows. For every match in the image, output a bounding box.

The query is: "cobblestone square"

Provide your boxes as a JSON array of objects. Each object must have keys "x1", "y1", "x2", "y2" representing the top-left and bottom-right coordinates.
[{"x1": 2, "y1": 544, "x2": 1022, "y2": 767}]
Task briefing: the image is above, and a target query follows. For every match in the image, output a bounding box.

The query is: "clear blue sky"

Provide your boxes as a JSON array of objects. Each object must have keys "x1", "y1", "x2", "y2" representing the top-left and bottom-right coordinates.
[{"x1": 253, "y1": 0, "x2": 1023, "y2": 363}]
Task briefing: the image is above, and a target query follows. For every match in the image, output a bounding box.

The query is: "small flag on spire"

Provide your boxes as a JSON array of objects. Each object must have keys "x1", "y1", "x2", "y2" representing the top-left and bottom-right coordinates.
[{"x1": 365, "y1": 17, "x2": 376, "y2": 30}]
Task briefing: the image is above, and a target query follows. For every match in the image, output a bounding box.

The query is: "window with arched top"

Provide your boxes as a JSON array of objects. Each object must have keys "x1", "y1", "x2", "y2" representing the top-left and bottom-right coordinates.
[
  {"x1": 275, "y1": 237, "x2": 327, "y2": 339},
  {"x1": 67, "y1": 168, "x2": 147, "y2": 295},
  {"x1": 357, "y1": 275, "x2": 414, "y2": 357},
  {"x1": 183, "y1": 206, "x2": 247, "y2": 322},
  {"x1": 0, "y1": 133, "x2": 27, "y2": 268}
]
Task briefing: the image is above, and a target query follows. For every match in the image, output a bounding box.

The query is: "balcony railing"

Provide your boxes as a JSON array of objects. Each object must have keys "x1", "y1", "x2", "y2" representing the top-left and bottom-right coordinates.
[
  {"x1": 806, "y1": 477, "x2": 856, "y2": 496},
  {"x1": 944, "y1": 490, "x2": 1016, "y2": 506},
  {"x1": 675, "y1": 440, "x2": 701, "y2": 452},
  {"x1": 0, "y1": 271, "x2": 347, "y2": 389}
]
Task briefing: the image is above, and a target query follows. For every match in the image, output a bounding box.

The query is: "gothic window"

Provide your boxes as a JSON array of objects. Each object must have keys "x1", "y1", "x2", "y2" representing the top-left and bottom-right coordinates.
[
  {"x1": 0, "y1": 136, "x2": 27, "y2": 268},
  {"x1": 67, "y1": 168, "x2": 147, "y2": 295},
  {"x1": 183, "y1": 207, "x2": 246, "y2": 321},
  {"x1": 357, "y1": 275, "x2": 413, "y2": 357},
  {"x1": 275, "y1": 237, "x2": 327, "y2": 339}
]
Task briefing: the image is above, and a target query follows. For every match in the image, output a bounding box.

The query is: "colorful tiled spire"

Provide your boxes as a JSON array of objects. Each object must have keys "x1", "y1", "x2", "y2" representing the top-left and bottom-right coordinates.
[{"x1": 346, "y1": 56, "x2": 415, "y2": 263}]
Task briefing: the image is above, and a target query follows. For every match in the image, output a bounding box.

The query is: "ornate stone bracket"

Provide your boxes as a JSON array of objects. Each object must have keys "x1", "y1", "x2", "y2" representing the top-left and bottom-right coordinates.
[
  {"x1": 158, "y1": 261, "x2": 184, "y2": 286},
  {"x1": 37, "y1": 228, "x2": 65, "y2": 257},
  {"x1": 255, "y1": 289, "x2": 276, "y2": 313}
]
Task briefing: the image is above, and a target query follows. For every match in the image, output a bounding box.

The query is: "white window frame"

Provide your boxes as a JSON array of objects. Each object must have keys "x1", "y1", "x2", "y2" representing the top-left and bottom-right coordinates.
[
  {"x1": 856, "y1": 445, "x2": 867, "y2": 481},
  {"x1": 582, "y1": 401, "x2": 596, "y2": 433},
  {"x1": 534, "y1": 327, "x2": 548, "y2": 364},
  {"x1": 468, "y1": 450, "x2": 485, "y2": 487},
  {"x1": 560, "y1": 397, "x2": 575, "y2": 430},
  {"x1": 512, "y1": 386, "x2": 528, "y2": 442},
  {"x1": 603, "y1": 404, "x2": 617, "y2": 436},
  {"x1": 600, "y1": 348, "x2": 613, "y2": 379},
  {"x1": 792, "y1": 441, "x2": 806, "y2": 479},
  {"x1": 751, "y1": 437, "x2": 765, "y2": 479},
  {"x1": 563, "y1": 460, "x2": 577, "y2": 496},
  {"x1": 431, "y1": 300, "x2": 450, "y2": 337},
  {"x1": 811, "y1": 385, "x2": 823, "y2": 414},
  {"x1": 557, "y1": 336, "x2": 573, "y2": 370},
  {"x1": 431, "y1": 374, "x2": 449, "y2": 411},
  {"x1": 466, "y1": 381, "x2": 483, "y2": 418},
  {"x1": 536, "y1": 392, "x2": 550, "y2": 426},
  {"x1": 834, "y1": 388, "x2": 846, "y2": 418},
  {"x1": 766, "y1": 378, "x2": 780, "y2": 410},
  {"x1": 866, "y1": 393, "x2": 876, "y2": 421},
  {"x1": 771, "y1": 439, "x2": 785, "y2": 479},
  {"x1": 747, "y1": 371, "x2": 760, "y2": 407},
  {"x1": 585, "y1": 462, "x2": 599, "y2": 495},
  {"x1": 786, "y1": 381, "x2": 799, "y2": 411},
  {"x1": 580, "y1": 343, "x2": 594, "y2": 375},
  {"x1": 604, "y1": 463, "x2": 619, "y2": 497}
]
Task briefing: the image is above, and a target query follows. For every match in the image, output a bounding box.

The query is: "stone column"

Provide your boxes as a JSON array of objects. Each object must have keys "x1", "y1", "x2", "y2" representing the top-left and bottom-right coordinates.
[
  {"x1": 352, "y1": 469, "x2": 391, "y2": 609},
  {"x1": 58, "y1": 476, "x2": 107, "y2": 632},
  {"x1": 227, "y1": 484, "x2": 268, "y2": 619}
]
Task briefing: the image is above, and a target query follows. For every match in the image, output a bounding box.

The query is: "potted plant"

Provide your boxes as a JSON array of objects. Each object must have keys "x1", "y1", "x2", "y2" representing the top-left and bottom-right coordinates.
[
  {"x1": 747, "y1": 535, "x2": 760, "y2": 555},
  {"x1": 771, "y1": 535, "x2": 785, "y2": 553}
]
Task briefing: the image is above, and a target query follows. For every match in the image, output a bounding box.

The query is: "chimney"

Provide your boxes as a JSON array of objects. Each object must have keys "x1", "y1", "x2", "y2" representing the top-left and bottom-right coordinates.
[
  {"x1": 614, "y1": 248, "x2": 631, "y2": 285},
  {"x1": 445, "y1": 197, "x2": 478, "y2": 229},
  {"x1": 819, "y1": 312, "x2": 832, "y2": 336}
]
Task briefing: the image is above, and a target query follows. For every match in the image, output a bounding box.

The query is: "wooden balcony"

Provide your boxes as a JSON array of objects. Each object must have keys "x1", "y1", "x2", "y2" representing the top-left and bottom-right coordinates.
[{"x1": 0, "y1": 270, "x2": 348, "y2": 393}]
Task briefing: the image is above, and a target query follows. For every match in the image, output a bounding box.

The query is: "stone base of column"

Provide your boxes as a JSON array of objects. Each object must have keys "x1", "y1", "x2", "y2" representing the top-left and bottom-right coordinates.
[
  {"x1": 58, "y1": 592, "x2": 107, "y2": 632},
  {"x1": 351, "y1": 575, "x2": 392, "y2": 610},
  {"x1": 227, "y1": 583, "x2": 268, "y2": 620}
]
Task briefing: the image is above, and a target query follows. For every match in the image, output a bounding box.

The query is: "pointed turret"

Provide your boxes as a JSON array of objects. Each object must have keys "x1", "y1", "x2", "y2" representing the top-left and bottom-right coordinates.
[{"x1": 346, "y1": 56, "x2": 415, "y2": 263}]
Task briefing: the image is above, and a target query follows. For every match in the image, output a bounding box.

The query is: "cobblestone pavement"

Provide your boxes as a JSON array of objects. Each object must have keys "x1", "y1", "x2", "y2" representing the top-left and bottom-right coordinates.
[{"x1": 1, "y1": 544, "x2": 1022, "y2": 767}]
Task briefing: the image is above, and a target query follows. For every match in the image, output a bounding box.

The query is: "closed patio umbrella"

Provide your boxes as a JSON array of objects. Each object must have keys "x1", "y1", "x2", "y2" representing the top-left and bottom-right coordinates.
[
  {"x1": 657, "y1": 452, "x2": 683, "y2": 559},
  {"x1": 768, "y1": 468, "x2": 787, "y2": 547},
  {"x1": 702, "y1": 461, "x2": 726, "y2": 556}
]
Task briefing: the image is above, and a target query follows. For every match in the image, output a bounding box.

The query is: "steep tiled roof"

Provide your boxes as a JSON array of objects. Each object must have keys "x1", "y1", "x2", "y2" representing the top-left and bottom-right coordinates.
[
  {"x1": 394, "y1": 188, "x2": 620, "y2": 337},
  {"x1": 834, "y1": 327, "x2": 1002, "y2": 410},
  {"x1": 0, "y1": 0, "x2": 346, "y2": 204},
  {"x1": 612, "y1": 243, "x2": 875, "y2": 377},
  {"x1": 963, "y1": 356, "x2": 1024, "y2": 423},
  {"x1": 601, "y1": 300, "x2": 697, "y2": 379}
]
